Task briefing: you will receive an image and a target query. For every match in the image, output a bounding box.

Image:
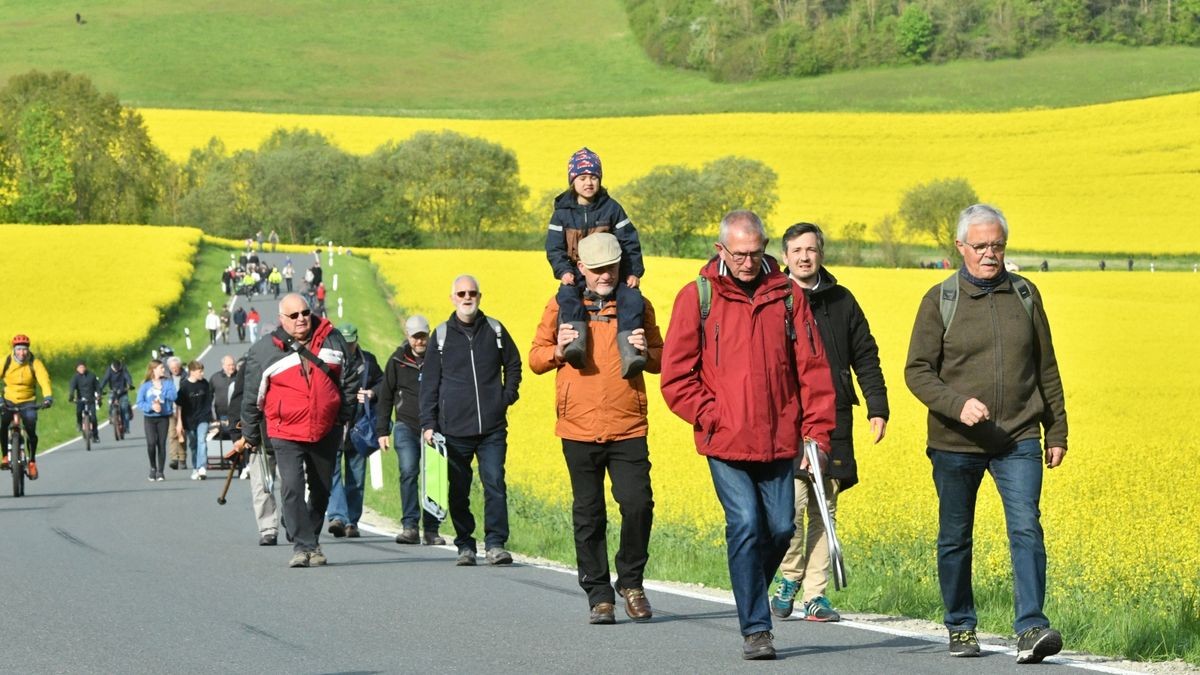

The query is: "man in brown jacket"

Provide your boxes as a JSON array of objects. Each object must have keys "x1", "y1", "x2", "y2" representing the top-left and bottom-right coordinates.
[
  {"x1": 905, "y1": 203, "x2": 1068, "y2": 665},
  {"x1": 529, "y1": 233, "x2": 664, "y2": 626}
]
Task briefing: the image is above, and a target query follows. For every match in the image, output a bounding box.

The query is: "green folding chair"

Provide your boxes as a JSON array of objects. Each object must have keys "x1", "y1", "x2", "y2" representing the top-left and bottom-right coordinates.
[{"x1": 421, "y1": 432, "x2": 449, "y2": 522}]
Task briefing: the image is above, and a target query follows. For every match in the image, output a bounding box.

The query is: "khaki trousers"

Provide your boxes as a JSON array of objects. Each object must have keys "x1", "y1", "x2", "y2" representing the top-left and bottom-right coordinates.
[
  {"x1": 249, "y1": 452, "x2": 279, "y2": 536},
  {"x1": 778, "y1": 476, "x2": 840, "y2": 602}
]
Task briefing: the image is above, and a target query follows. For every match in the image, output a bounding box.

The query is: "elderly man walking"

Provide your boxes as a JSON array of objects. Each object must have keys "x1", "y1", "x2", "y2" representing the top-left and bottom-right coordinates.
[
  {"x1": 905, "y1": 204, "x2": 1068, "y2": 664},
  {"x1": 420, "y1": 275, "x2": 522, "y2": 567},
  {"x1": 661, "y1": 210, "x2": 836, "y2": 660},
  {"x1": 529, "y1": 233, "x2": 663, "y2": 625},
  {"x1": 240, "y1": 293, "x2": 358, "y2": 568}
]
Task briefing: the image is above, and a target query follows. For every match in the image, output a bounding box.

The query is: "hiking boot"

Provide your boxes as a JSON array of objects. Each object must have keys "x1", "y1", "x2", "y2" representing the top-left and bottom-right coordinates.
[
  {"x1": 561, "y1": 320, "x2": 588, "y2": 368},
  {"x1": 259, "y1": 534, "x2": 277, "y2": 546},
  {"x1": 742, "y1": 631, "x2": 776, "y2": 660},
  {"x1": 619, "y1": 587, "x2": 653, "y2": 622},
  {"x1": 394, "y1": 527, "x2": 419, "y2": 544},
  {"x1": 345, "y1": 524, "x2": 360, "y2": 538},
  {"x1": 1016, "y1": 626, "x2": 1063, "y2": 664},
  {"x1": 422, "y1": 530, "x2": 446, "y2": 546},
  {"x1": 327, "y1": 520, "x2": 347, "y2": 538},
  {"x1": 589, "y1": 602, "x2": 616, "y2": 625},
  {"x1": 455, "y1": 549, "x2": 477, "y2": 566},
  {"x1": 949, "y1": 629, "x2": 981, "y2": 657},
  {"x1": 485, "y1": 547, "x2": 513, "y2": 565},
  {"x1": 27, "y1": 460, "x2": 38, "y2": 480},
  {"x1": 288, "y1": 551, "x2": 310, "y2": 568},
  {"x1": 308, "y1": 547, "x2": 328, "y2": 566},
  {"x1": 803, "y1": 596, "x2": 841, "y2": 622},
  {"x1": 770, "y1": 577, "x2": 800, "y2": 618},
  {"x1": 617, "y1": 330, "x2": 647, "y2": 379}
]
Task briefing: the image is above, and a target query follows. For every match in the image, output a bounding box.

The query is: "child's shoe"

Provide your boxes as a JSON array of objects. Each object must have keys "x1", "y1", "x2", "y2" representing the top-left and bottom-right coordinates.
[
  {"x1": 561, "y1": 320, "x2": 588, "y2": 368},
  {"x1": 617, "y1": 330, "x2": 647, "y2": 379}
]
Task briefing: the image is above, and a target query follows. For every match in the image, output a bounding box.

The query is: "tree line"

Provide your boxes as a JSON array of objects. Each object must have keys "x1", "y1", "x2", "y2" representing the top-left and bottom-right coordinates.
[{"x1": 624, "y1": 0, "x2": 1200, "y2": 81}]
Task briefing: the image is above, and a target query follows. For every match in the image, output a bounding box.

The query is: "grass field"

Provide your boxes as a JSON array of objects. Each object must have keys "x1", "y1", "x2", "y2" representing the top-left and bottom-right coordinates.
[{"x1": 2, "y1": 1, "x2": 1200, "y2": 116}]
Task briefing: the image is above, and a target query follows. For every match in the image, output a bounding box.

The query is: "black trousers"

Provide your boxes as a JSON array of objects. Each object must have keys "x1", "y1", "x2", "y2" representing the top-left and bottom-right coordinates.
[
  {"x1": 144, "y1": 416, "x2": 170, "y2": 472},
  {"x1": 562, "y1": 437, "x2": 654, "y2": 607},
  {"x1": 273, "y1": 429, "x2": 339, "y2": 553}
]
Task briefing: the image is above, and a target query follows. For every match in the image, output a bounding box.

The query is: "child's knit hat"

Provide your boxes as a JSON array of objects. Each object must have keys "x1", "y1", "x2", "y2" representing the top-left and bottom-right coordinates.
[{"x1": 567, "y1": 147, "x2": 602, "y2": 183}]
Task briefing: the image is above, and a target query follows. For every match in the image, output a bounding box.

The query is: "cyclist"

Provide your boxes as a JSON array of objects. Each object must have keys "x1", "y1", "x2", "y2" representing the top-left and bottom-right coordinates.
[
  {"x1": 68, "y1": 360, "x2": 102, "y2": 443},
  {"x1": 100, "y1": 359, "x2": 134, "y2": 432},
  {"x1": 1, "y1": 334, "x2": 54, "y2": 479}
]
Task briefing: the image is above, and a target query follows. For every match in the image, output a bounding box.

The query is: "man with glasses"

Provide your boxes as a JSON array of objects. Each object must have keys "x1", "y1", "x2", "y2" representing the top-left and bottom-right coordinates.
[
  {"x1": 420, "y1": 275, "x2": 522, "y2": 567},
  {"x1": 661, "y1": 210, "x2": 836, "y2": 660},
  {"x1": 905, "y1": 204, "x2": 1068, "y2": 663},
  {"x1": 240, "y1": 293, "x2": 359, "y2": 568}
]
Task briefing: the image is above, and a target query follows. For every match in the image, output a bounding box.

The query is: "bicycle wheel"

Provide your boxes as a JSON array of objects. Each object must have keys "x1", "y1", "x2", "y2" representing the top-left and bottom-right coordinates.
[
  {"x1": 83, "y1": 418, "x2": 92, "y2": 452},
  {"x1": 11, "y1": 429, "x2": 24, "y2": 497}
]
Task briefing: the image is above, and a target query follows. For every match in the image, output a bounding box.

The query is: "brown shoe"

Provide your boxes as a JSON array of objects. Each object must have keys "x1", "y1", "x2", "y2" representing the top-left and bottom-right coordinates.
[
  {"x1": 589, "y1": 602, "x2": 616, "y2": 625},
  {"x1": 619, "y1": 587, "x2": 653, "y2": 622},
  {"x1": 345, "y1": 524, "x2": 360, "y2": 538}
]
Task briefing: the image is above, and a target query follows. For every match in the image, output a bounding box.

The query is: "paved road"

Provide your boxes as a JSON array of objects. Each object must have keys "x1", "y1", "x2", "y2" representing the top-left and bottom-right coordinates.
[{"x1": 3, "y1": 253, "x2": 1137, "y2": 674}]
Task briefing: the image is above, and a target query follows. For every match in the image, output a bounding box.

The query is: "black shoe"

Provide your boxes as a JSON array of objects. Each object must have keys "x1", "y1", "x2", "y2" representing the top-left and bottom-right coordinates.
[
  {"x1": 259, "y1": 534, "x2": 277, "y2": 546},
  {"x1": 561, "y1": 320, "x2": 588, "y2": 368},
  {"x1": 169, "y1": 460, "x2": 179, "y2": 470},
  {"x1": 742, "y1": 631, "x2": 776, "y2": 660},
  {"x1": 1016, "y1": 626, "x2": 1062, "y2": 664},
  {"x1": 949, "y1": 629, "x2": 981, "y2": 657},
  {"x1": 617, "y1": 330, "x2": 647, "y2": 379},
  {"x1": 327, "y1": 520, "x2": 347, "y2": 538}
]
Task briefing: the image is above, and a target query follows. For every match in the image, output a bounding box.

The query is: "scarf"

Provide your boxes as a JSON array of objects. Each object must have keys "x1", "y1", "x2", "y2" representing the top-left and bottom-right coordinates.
[{"x1": 959, "y1": 265, "x2": 1009, "y2": 293}]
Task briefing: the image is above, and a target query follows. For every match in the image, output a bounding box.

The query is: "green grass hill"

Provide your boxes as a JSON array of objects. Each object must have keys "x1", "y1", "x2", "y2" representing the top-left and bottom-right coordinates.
[{"x1": 2, "y1": 0, "x2": 1199, "y2": 116}]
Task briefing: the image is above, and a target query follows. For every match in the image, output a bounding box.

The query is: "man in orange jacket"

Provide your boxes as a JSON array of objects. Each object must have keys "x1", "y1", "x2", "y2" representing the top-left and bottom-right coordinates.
[{"x1": 529, "y1": 233, "x2": 664, "y2": 627}]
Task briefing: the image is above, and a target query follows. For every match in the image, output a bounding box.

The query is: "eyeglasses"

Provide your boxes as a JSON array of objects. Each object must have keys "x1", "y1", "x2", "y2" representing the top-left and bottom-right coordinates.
[
  {"x1": 963, "y1": 241, "x2": 1007, "y2": 255},
  {"x1": 455, "y1": 290, "x2": 480, "y2": 299},
  {"x1": 281, "y1": 309, "x2": 312, "y2": 320},
  {"x1": 719, "y1": 245, "x2": 765, "y2": 265}
]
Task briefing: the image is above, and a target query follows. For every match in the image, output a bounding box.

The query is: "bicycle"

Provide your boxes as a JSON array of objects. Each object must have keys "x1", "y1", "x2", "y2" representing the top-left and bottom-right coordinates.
[
  {"x1": 81, "y1": 396, "x2": 100, "y2": 451},
  {"x1": 108, "y1": 391, "x2": 131, "y2": 441},
  {"x1": 4, "y1": 400, "x2": 50, "y2": 498}
]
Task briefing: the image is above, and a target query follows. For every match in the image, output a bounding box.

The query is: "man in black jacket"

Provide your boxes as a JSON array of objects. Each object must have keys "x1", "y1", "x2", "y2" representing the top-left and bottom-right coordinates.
[
  {"x1": 377, "y1": 314, "x2": 445, "y2": 546},
  {"x1": 68, "y1": 361, "x2": 102, "y2": 442},
  {"x1": 419, "y1": 275, "x2": 522, "y2": 567},
  {"x1": 771, "y1": 223, "x2": 889, "y2": 622}
]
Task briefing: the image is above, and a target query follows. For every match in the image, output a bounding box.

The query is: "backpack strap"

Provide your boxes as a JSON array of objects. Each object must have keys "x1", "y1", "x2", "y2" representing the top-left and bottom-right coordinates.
[
  {"x1": 271, "y1": 327, "x2": 341, "y2": 396},
  {"x1": 435, "y1": 322, "x2": 448, "y2": 354},
  {"x1": 695, "y1": 276, "x2": 711, "y2": 346},
  {"x1": 0, "y1": 355, "x2": 9, "y2": 379},
  {"x1": 941, "y1": 273, "x2": 1035, "y2": 336},
  {"x1": 486, "y1": 317, "x2": 503, "y2": 351},
  {"x1": 1009, "y1": 273, "x2": 1035, "y2": 321},
  {"x1": 436, "y1": 319, "x2": 503, "y2": 353}
]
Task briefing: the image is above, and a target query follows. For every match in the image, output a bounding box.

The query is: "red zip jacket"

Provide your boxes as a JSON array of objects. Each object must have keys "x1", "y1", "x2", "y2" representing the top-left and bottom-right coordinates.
[
  {"x1": 660, "y1": 256, "x2": 836, "y2": 462},
  {"x1": 241, "y1": 318, "x2": 357, "y2": 446}
]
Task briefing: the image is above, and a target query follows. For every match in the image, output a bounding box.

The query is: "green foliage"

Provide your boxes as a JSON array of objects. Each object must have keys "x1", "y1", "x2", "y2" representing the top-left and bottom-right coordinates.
[
  {"x1": 899, "y1": 177, "x2": 979, "y2": 263},
  {"x1": 248, "y1": 128, "x2": 359, "y2": 246},
  {"x1": 832, "y1": 221, "x2": 867, "y2": 266},
  {"x1": 897, "y1": 4, "x2": 936, "y2": 62},
  {"x1": 624, "y1": 156, "x2": 778, "y2": 257},
  {"x1": 0, "y1": 71, "x2": 168, "y2": 223},
  {"x1": 873, "y1": 213, "x2": 914, "y2": 268}
]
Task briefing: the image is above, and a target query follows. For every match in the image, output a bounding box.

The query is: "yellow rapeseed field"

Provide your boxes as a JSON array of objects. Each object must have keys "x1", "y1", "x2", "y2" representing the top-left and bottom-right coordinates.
[
  {"x1": 0, "y1": 225, "x2": 201, "y2": 360},
  {"x1": 141, "y1": 91, "x2": 1200, "y2": 254},
  {"x1": 368, "y1": 247, "x2": 1199, "y2": 613}
]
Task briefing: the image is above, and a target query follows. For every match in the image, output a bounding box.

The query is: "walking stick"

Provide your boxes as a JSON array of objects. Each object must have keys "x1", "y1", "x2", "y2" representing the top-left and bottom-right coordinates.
[
  {"x1": 805, "y1": 438, "x2": 848, "y2": 590},
  {"x1": 216, "y1": 439, "x2": 245, "y2": 505}
]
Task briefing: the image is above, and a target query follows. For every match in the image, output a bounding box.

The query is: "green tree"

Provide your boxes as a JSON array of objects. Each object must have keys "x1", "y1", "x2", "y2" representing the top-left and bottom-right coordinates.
[
  {"x1": 898, "y1": 177, "x2": 978, "y2": 263},
  {"x1": 872, "y1": 213, "x2": 911, "y2": 267},
  {"x1": 833, "y1": 220, "x2": 866, "y2": 266},
  {"x1": 247, "y1": 129, "x2": 358, "y2": 246},
  {"x1": 896, "y1": 3, "x2": 936, "y2": 61},
  {"x1": 7, "y1": 103, "x2": 74, "y2": 223},
  {"x1": 177, "y1": 138, "x2": 255, "y2": 238}
]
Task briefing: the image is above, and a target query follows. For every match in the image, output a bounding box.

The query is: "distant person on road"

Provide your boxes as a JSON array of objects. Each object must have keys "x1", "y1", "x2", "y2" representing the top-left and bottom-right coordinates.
[
  {"x1": 269, "y1": 229, "x2": 280, "y2": 252},
  {"x1": 419, "y1": 275, "x2": 522, "y2": 567},
  {"x1": 1127, "y1": 256, "x2": 1134, "y2": 271},
  {"x1": 1039, "y1": 259, "x2": 1049, "y2": 272},
  {"x1": 308, "y1": 260, "x2": 323, "y2": 289},
  {"x1": 771, "y1": 223, "x2": 888, "y2": 623},
  {"x1": 166, "y1": 356, "x2": 188, "y2": 471},
  {"x1": 241, "y1": 293, "x2": 358, "y2": 568},
  {"x1": 100, "y1": 359, "x2": 134, "y2": 433},
  {"x1": 1, "y1": 334, "x2": 54, "y2": 479},
  {"x1": 377, "y1": 315, "x2": 446, "y2": 546},
  {"x1": 1099, "y1": 259, "x2": 1106, "y2": 271},
  {"x1": 68, "y1": 360, "x2": 102, "y2": 443},
  {"x1": 546, "y1": 147, "x2": 647, "y2": 378},
  {"x1": 282, "y1": 259, "x2": 295, "y2": 292},
  {"x1": 529, "y1": 233, "x2": 663, "y2": 625},
  {"x1": 325, "y1": 324, "x2": 381, "y2": 540},
  {"x1": 660, "y1": 211, "x2": 836, "y2": 661},
  {"x1": 219, "y1": 304, "x2": 232, "y2": 344},
  {"x1": 255, "y1": 229, "x2": 264, "y2": 253},
  {"x1": 136, "y1": 359, "x2": 177, "y2": 482},
  {"x1": 905, "y1": 204, "x2": 1068, "y2": 663},
  {"x1": 247, "y1": 308, "x2": 261, "y2": 344},
  {"x1": 177, "y1": 361, "x2": 214, "y2": 481},
  {"x1": 233, "y1": 306, "x2": 248, "y2": 342},
  {"x1": 205, "y1": 307, "x2": 221, "y2": 345},
  {"x1": 268, "y1": 267, "x2": 283, "y2": 299}
]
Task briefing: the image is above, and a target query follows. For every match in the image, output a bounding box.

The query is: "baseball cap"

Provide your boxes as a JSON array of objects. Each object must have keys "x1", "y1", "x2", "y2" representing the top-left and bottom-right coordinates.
[
  {"x1": 577, "y1": 233, "x2": 621, "y2": 269},
  {"x1": 405, "y1": 315, "x2": 430, "y2": 337},
  {"x1": 338, "y1": 324, "x2": 358, "y2": 343}
]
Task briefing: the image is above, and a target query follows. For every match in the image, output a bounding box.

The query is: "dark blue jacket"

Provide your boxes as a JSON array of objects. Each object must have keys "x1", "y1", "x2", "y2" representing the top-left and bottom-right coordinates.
[
  {"x1": 546, "y1": 188, "x2": 644, "y2": 281},
  {"x1": 419, "y1": 311, "x2": 522, "y2": 437}
]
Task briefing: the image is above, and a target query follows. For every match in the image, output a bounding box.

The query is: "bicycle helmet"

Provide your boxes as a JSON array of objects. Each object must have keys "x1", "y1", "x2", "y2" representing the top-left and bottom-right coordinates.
[{"x1": 11, "y1": 334, "x2": 30, "y2": 347}]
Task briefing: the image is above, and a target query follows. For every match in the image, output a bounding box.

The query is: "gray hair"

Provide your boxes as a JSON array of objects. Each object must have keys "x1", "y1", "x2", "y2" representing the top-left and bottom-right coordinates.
[
  {"x1": 166, "y1": 356, "x2": 182, "y2": 368},
  {"x1": 718, "y1": 210, "x2": 768, "y2": 246},
  {"x1": 451, "y1": 274, "x2": 480, "y2": 294},
  {"x1": 957, "y1": 204, "x2": 1009, "y2": 242}
]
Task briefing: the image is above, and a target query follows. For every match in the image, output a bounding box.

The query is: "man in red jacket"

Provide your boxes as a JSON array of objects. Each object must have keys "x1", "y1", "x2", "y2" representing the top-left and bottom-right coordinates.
[
  {"x1": 661, "y1": 210, "x2": 836, "y2": 661},
  {"x1": 240, "y1": 293, "x2": 359, "y2": 568}
]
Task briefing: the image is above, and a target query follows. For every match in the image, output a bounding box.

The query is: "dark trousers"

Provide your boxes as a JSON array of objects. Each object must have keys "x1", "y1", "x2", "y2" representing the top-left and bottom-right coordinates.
[
  {"x1": 144, "y1": 416, "x2": 170, "y2": 472},
  {"x1": 1, "y1": 402, "x2": 40, "y2": 458},
  {"x1": 236, "y1": 325, "x2": 246, "y2": 341},
  {"x1": 556, "y1": 277, "x2": 645, "y2": 332},
  {"x1": 273, "y1": 429, "x2": 340, "y2": 553},
  {"x1": 444, "y1": 428, "x2": 509, "y2": 552},
  {"x1": 562, "y1": 437, "x2": 654, "y2": 607}
]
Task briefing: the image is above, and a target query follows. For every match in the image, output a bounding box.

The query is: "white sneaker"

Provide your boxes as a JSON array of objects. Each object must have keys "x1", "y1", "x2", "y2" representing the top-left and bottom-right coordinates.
[
  {"x1": 240, "y1": 466, "x2": 251, "y2": 480},
  {"x1": 190, "y1": 470, "x2": 200, "y2": 480},
  {"x1": 198, "y1": 467, "x2": 207, "y2": 480}
]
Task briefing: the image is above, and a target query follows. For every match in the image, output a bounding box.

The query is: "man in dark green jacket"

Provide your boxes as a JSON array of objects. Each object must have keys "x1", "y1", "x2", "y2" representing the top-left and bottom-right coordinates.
[{"x1": 905, "y1": 203, "x2": 1068, "y2": 664}]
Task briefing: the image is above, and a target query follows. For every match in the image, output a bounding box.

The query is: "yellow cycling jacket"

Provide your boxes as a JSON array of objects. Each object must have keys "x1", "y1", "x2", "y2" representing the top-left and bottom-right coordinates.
[{"x1": 2, "y1": 355, "x2": 53, "y2": 404}]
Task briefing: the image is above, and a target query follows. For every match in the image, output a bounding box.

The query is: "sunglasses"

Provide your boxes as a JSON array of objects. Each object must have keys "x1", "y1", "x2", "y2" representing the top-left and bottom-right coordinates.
[
  {"x1": 455, "y1": 290, "x2": 480, "y2": 299},
  {"x1": 282, "y1": 309, "x2": 312, "y2": 320}
]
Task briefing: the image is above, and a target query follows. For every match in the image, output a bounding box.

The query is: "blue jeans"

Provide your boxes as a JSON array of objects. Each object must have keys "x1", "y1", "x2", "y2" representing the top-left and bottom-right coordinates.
[
  {"x1": 929, "y1": 439, "x2": 1048, "y2": 634},
  {"x1": 393, "y1": 422, "x2": 440, "y2": 531},
  {"x1": 186, "y1": 422, "x2": 209, "y2": 470},
  {"x1": 445, "y1": 429, "x2": 509, "y2": 552},
  {"x1": 327, "y1": 446, "x2": 366, "y2": 526},
  {"x1": 707, "y1": 457, "x2": 796, "y2": 636}
]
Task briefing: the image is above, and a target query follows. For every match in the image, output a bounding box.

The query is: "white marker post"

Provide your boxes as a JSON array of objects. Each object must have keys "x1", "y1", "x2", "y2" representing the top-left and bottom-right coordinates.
[
  {"x1": 369, "y1": 452, "x2": 384, "y2": 490},
  {"x1": 183, "y1": 327, "x2": 192, "y2": 351},
  {"x1": 332, "y1": 273, "x2": 338, "y2": 292},
  {"x1": 337, "y1": 297, "x2": 344, "y2": 318}
]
